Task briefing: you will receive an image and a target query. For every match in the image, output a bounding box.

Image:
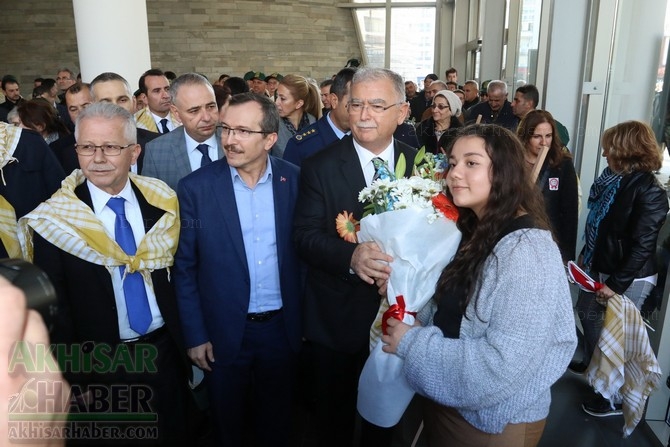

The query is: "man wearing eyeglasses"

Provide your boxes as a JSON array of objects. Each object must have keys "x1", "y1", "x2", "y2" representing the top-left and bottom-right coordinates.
[
  {"x1": 294, "y1": 67, "x2": 417, "y2": 447},
  {"x1": 142, "y1": 73, "x2": 223, "y2": 191},
  {"x1": 174, "y1": 92, "x2": 302, "y2": 446},
  {"x1": 21, "y1": 102, "x2": 189, "y2": 444}
]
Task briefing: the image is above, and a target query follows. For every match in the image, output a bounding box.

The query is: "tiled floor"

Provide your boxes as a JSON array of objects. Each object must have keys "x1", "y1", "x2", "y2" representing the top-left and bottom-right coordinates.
[{"x1": 540, "y1": 370, "x2": 662, "y2": 447}]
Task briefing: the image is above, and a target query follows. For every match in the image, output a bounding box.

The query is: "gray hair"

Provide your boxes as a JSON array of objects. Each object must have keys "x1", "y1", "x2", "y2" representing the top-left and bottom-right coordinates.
[
  {"x1": 429, "y1": 80, "x2": 448, "y2": 90},
  {"x1": 487, "y1": 80, "x2": 508, "y2": 95},
  {"x1": 352, "y1": 68, "x2": 405, "y2": 103},
  {"x1": 169, "y1": 72, "x2": 214, "y2": 105},
  {"x1": 90, "y1": 72, "x2": 133, "y2": 99},
  {"x1": 464, "y1": 80, "x2": 479, "y2": 89},
  {"x1": 75, "y1": 102, "x2": 136, "y2": 144}
]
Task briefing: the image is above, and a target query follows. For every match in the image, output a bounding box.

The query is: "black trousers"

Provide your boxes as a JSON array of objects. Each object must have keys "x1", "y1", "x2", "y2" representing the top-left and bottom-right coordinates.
[
  {"x1": 66, "y1": 329, "x2": 189, "y2": 446},
  {"x1": 309, "y1": 341, "x2": 394, "y2": 447}
]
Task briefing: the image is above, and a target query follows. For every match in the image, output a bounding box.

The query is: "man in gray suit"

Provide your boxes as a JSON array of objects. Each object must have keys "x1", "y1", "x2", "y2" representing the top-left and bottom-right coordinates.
[{"x1": 142, "y1": 73, "x2": 223, "y2": 190}]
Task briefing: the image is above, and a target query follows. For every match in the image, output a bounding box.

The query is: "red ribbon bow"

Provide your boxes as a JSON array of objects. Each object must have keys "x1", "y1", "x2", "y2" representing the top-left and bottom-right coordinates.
[{"x1": 382, "y1": 295, "x2": 417, "y2": 335}]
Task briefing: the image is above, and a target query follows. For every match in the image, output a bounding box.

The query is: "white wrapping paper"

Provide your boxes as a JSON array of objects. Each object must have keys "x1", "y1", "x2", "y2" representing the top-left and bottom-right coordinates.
[{"x1": 356, "y1": 207, "x2": 461, "y2": 427}]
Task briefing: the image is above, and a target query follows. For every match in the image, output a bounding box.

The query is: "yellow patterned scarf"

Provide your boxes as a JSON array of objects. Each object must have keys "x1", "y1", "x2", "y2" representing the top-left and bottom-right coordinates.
[
  {"x1": 134, "y1": 107, "x2": 180, "y2": 133},
  {"x1": 18, "y1": 170, "x2": 180, "y2": 287},
  {"x1": 0, "y1": 123, "x2": 22, "y2": 258}
]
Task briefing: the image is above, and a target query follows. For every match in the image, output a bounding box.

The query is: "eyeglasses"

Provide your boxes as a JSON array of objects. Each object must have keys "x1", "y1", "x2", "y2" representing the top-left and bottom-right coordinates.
[
  {"x1": 218, "y1": 125, "x2": 269, "y2": 139},
  {"x1": 431, "y1": 104, "x2": 451, "y2": 110},
  {"x1": 74, "y1": 144, "x2": 135, "y2": 156},
  {"x1": 347, "y1": 101, "x2": 404, "y2": 114}
]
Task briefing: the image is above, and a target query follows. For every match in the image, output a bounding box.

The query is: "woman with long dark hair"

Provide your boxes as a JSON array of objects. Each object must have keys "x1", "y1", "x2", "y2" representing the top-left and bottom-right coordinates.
[
  {"x1": 517, "y1": 109, "x2": 579, "y2": 262},
  {"x1": 381, "y1": 124, "x2": 576, "y2": 447}
]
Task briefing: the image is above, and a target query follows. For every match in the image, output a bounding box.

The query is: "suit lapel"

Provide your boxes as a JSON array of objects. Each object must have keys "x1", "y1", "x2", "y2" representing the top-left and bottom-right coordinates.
[
  {"x1": 394, "y1": 139, "x2": 416, "y2": 178},
  {"x1": 214, "y1": 126, "x2": 225, "y2": 160},
  {"x1": 130, "y1": 181, "x2": 165, "y2": 232},
  {"x1": 172, "y1": 128, "x2": 192, "y2": 178},
  {"x1": 270, "y1": 158, "x2": 291, "y2": 275},
  {"x1": 339, "y1": 136, "x2": 367, "y2": 203},
  {"x1": 211, "y1": 161, "x2": 249, "y2": 271}
]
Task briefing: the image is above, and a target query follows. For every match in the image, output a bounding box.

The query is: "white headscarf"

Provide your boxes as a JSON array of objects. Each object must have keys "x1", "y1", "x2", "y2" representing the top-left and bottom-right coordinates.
[{"x1": 433, "y1": 90, "x2": 462, "y2": 118}]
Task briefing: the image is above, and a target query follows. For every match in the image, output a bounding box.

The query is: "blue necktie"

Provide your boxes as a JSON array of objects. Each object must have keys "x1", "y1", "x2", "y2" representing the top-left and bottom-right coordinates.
[
  {"x1": 159, "y1": 118, "x2": 169, "y2": 134},
  {"x1": 106, "y1": 197, "x2": 152, "y2": 335},
  {"x1": 196, "y1": 143, "x2": 212, "y2": 167},
  {"x1": 372, "y1": 157, "x2": 391, "y2": 182}
]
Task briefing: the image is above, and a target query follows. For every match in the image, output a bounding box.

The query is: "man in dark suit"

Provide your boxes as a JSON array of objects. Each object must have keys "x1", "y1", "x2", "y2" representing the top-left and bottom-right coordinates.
[
  {"x1": 24, "y1": 102, "x2": 188, "y2": 445},
  {"x1": 174, "y1": 92, "x2": 302, "y2": 446},
  {"x1": 142, "y1": 73, "x2": 223, "y2": 191},
  {"x1": 284, "y1": 68, "x2": 418, "y2": 168},
  {"x1": 284, "y1": 67, "x2": 356, "y2": 167},
  {"x1": 294, "y1": 67, "x2": 417, "y2": 447},
  {"x1": 465, "y1": 79, "x2": 519, "y2": 130}
]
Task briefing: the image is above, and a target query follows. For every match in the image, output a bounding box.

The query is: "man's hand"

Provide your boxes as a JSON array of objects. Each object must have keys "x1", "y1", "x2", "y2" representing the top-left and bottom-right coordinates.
[
  {"x1": 351, "y1": 241, "x2": 393, "y2": 284},
  {"x1": 187, "y1": 342, "x2": 215, "y2": 372}
]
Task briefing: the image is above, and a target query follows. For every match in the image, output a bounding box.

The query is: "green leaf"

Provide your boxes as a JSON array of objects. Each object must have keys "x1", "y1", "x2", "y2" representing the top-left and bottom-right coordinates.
[
  {"x1": 414, "y1": 146, "x2": 426, "y2": 166},
  {"x1": 395, "y1": 153, "x2": 406, "y2": 179}
]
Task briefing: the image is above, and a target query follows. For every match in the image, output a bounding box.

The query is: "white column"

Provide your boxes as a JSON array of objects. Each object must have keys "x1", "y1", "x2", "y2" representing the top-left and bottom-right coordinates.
[{"x1": 72, "y1": 0, "x2": 151, "y2": 91}]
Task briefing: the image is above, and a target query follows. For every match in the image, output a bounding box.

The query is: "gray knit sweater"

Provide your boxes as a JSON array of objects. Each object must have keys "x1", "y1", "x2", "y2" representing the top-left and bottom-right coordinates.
[{"x1": 396, "y1": 228, "x2": 577, "y2": 434}]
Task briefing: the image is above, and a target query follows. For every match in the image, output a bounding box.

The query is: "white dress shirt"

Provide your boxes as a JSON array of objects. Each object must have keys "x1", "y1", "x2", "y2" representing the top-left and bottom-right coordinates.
[
  {"x1": 86, "y1": 179, "x2": 165, "y2": 340},
  {"x1": 185, "y1": 132, "x2": 219, "y2": 172},
  {"x1": 352, "y1": 138, "x2": 396, "y2": 186}
]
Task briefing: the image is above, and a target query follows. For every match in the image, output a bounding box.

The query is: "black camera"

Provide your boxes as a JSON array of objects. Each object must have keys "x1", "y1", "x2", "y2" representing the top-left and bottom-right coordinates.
[{"x1": 0, "y1": 258, "x2": 57, "y2": 328}]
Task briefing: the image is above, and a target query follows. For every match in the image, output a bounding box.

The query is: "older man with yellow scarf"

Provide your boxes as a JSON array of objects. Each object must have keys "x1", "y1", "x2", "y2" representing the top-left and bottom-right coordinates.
[{"x1": 18, "y1": 102, "x2": 188, "y2": 446}]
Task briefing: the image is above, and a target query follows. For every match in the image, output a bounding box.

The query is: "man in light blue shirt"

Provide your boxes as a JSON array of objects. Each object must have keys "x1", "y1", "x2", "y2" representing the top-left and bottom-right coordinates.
[{"x1": 174, "y1": 92, "x2": 303, "y2": 447}]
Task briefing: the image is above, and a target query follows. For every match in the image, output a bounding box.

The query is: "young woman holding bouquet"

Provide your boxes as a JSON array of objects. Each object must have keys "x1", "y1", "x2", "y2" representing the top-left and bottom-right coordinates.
[{"x1": 381, "y1": 124, "x2": 576, "y2": 447}]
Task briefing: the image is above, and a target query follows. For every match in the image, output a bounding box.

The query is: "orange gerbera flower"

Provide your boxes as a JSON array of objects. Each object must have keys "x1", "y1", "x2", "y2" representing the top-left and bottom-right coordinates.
[
  {"x1": 336, "y1": 211, "x2": 359, "y2": 243},
  {"x1": 432, "y1": 193, "x2": 459, "y2": 222}
]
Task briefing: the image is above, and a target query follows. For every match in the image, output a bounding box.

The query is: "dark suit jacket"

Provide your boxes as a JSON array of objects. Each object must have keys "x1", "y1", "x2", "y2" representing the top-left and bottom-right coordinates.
[
  {"x1": 52, "y1": 128, "x2": 159, "y2": 175},
  {"x1": 293, "y1": 135, "x2": 417, "y2": 353},
  {"x1": 32, "y1": 180, "x2": 186, "y2": 386},
  {"x1": 142, "y1": 126, "x2": 224, "y2": 191},
  {"x1": 174, "y1": 156, "x2": 303, "y2": 364},
  {"x1": 465, "y1": 100, "x2": 519, "y2": 130},
  {"x1": 283, "y1": 116, "x2": 337, "y2": 167},
  {"x1": 284, "y1": 115, "x2": 419, "y2": 168}
]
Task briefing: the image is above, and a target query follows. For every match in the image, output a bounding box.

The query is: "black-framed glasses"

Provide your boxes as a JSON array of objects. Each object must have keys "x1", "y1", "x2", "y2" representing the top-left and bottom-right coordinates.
[
  {"x1": 347, "y1": 101, "x2": 404, "y2": 114},
  {"x1": 74, "y1": 143, "x2": 135, "y2": 156},
  {"x1": 218, "y1": 125, "x2": 269, "y2": 139},
  {"x1": 431, "y1": 104, "x2": 451, "y2": 110}
]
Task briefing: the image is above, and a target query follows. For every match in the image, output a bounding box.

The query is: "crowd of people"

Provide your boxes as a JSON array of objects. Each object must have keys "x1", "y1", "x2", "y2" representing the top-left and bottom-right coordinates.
[{"x1": 0, "y1": 63, "x2": 666, "y2": 447}]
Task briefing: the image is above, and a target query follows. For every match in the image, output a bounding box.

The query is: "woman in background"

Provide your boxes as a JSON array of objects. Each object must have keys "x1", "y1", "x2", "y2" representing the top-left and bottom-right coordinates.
[
  {"x1": 273, "y1": 74, "x2": 321, "y2": 158},
  {"x1": 17, "y1": 99, "x2": 70, "y2": 146},
  {"x1": 382, "y1": 124, "x2": 576, "y2": 447},
  {"x1": 517, "y1": 109, "x2": 579, "y2": 262},
  {"x1": 415, "y1": 90, "x2": 463, "y2": 154},
  {"x1": 572, "y1": 120, "x2": 668, "y2": 415}
]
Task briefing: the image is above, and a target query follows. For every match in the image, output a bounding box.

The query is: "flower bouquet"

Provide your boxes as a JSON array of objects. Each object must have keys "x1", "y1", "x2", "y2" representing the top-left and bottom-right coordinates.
[{"x1": 344, "y1": 149, "x2": 461, "y2": 427}]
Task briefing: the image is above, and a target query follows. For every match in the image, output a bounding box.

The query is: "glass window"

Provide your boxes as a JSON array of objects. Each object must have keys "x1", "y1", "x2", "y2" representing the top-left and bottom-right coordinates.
[
  {"x1": 515, "y1": 0, "x2": 542, "y2": 86},
  {"x1": 390, "y1": 7, "x2": 436, "y2": 83},
  {"x1": 353, "y1": 3, "x2": 436, "y2": 85},
  {"x1": 355, "y1": 8, "x2": 386, "y2": 68}
]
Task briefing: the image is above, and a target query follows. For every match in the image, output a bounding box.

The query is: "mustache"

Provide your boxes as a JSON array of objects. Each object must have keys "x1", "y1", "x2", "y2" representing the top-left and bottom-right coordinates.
[{"x1": 354, "y1": 122, "x2": 377, "y2": 129}]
